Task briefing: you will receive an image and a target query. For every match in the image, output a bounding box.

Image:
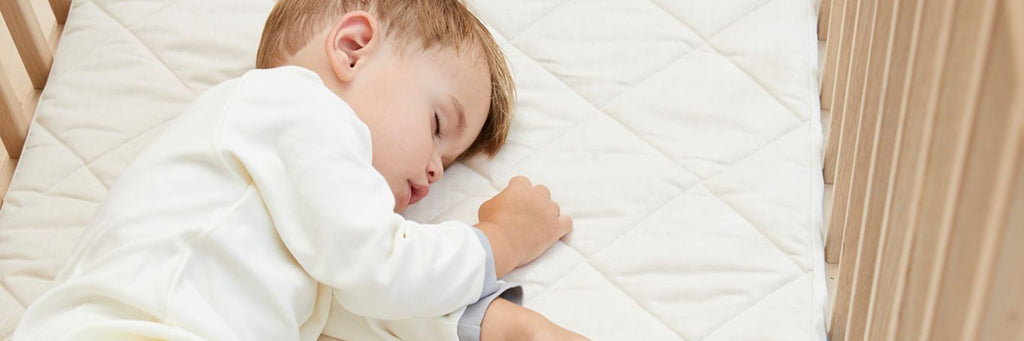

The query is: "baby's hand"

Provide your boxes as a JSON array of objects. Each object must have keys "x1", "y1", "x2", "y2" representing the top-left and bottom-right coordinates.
[{"x1": 476, "y1": 176, "x2": 572, "y2": 277}]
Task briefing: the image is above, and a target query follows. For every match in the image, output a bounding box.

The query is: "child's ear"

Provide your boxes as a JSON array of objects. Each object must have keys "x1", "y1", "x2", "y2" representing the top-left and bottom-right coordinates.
[{"x1": 325, "y1": 11, "x2": 377, "y2": 82}]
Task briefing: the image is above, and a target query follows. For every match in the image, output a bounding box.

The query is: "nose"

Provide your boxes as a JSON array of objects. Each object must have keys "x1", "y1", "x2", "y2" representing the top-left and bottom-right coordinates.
[{"x1": 426, "y1": 153, "x2": 444, "y2": 184}]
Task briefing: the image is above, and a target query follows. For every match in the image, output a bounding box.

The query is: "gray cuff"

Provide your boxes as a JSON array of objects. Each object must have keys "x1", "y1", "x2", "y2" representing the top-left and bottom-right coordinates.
[
  {"x1": 470, "y1": 227, "x2": 499, "y2": 298},
  {"x1": 456, "y1": 281, "x2": 524, "y2": 341}
]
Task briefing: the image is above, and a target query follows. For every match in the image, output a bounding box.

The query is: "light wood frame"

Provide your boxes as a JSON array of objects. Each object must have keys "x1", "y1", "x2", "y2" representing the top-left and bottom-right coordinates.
[
  {"x1": 0, "y1": 0, "x2": 1022, "y2": 339},
  {"x1": 0, "y1": 0, "x2": 67, "y2": 203},
  {"x1": 821, "y1": 0, "x2": 1024, "y2": 339}
]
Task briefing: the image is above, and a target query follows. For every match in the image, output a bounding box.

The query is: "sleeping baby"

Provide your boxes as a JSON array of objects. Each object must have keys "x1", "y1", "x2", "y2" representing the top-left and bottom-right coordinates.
[{"x1": 12, "y1": 0, "x2": 587, "y2": 340}]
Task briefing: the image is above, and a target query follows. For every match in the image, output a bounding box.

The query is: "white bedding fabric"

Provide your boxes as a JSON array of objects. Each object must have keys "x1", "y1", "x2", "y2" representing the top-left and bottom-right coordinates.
[{"x1": 0, "y1": 0, "x2": 826, "y2": 340}]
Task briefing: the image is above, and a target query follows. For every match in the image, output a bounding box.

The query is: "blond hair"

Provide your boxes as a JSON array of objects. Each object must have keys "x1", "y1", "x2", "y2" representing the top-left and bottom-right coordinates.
[{"x1": 256, "y1": 0, "x2": 514, "y2": 161}]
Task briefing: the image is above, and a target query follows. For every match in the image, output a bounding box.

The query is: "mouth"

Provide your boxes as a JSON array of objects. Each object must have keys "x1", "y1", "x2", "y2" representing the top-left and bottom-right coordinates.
[{"x1": 408, "y1": 181, "x2": 430, "y2": 206}]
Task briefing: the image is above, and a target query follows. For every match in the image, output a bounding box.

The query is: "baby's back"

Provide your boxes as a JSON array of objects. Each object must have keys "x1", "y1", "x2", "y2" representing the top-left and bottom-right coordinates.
[{"x1": 13, "y1": 69, "x2": 333, "y2": 341}]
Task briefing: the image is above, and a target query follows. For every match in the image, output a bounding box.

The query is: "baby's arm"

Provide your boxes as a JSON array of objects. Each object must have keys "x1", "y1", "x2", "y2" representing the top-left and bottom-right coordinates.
[
  {"x1": 317, "y1": 176, "x2": 582, "y2": 341},
  {"x1": 481, "y1": 298, "x2": 588, "y2": 341}
]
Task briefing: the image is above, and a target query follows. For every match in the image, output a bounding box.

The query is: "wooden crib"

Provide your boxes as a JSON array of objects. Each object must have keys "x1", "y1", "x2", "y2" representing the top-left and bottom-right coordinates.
[
  {"x1": 1, "y1": 0, "x2": 1021, "y2": 340},
  {"x1": 0, "y1": 0, "x2": 67, "y2": 201},
  {"x1": 819, "y1": 0, "x2": 1023, "y2": 339}
]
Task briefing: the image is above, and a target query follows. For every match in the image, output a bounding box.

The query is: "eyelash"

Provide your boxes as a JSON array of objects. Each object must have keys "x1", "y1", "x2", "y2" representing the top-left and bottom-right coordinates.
[{"x1": 433, "y1": 113, "x2": 442, "y2": 137}]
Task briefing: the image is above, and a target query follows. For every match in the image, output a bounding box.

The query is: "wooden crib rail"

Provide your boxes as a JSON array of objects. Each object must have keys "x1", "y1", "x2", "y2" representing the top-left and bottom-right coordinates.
[
  {"x1": 0, "y1": 0, "x2": 68, "y2": 203},
  {"x1": 821, "y1": 0, "x2": 1024, "y2": 339}
]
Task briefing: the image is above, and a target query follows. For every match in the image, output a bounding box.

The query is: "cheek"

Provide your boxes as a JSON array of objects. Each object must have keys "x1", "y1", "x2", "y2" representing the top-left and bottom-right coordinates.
[
  {"x1": 355, "y1": 88, "x2": 436, "y2": 176},
  {"x1": 369, "y1": 120, "x2": 433, "y2": 173}
]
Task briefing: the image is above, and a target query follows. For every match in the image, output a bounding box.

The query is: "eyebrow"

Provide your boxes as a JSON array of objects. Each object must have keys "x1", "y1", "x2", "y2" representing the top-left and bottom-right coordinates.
[{"x1": 448, "y1": 93, "x2": 466, "y2": 134}]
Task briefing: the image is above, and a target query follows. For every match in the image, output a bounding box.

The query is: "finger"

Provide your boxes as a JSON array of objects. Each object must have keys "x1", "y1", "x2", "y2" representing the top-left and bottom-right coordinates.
[
  {"x1": 534, "y1": 184, "x2": 551, "y2": 199},
  {"x1": 509, "y1": 175, "x2": 531, "y2": 188},
  {"x1": 545, "y1": 202, "x2": 560, "y2": 217},
  {"x1": 558, "y1": 216, "x2": 573, "y2": 234}
]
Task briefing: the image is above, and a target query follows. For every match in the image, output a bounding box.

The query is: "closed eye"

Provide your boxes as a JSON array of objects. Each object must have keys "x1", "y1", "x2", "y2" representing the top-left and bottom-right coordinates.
[{"x1": 434, "y1": 112, "x2": 442, "y2": 137}]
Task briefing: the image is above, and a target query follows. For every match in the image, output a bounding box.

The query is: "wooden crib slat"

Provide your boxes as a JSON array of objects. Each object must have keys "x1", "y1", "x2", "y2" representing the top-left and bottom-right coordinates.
[
  {"x1": 0, "y1": 142, "x2": 15, "y2": 202},
  {"x1": 0, "y1": 0, "x2": 53, "y2": 89},
  {"x1": 48, "y1": 0, "x2": 70, "y2": 25},
  {"x1": 897, "y1": 0, "x2": 993, "y2": 338},
  {"x1": 864, "y1": 0, "x2": 928, "y2": 339},
  {"x1": 827, "y1": 0, "x2": 880, "y2": 337},
  {"x1": 822, "y1": 0, "x2": 857, "y2": 186},
  {"x1": 840, "y1": 0, "x2": 901, "y2": 338},
  {"x1": 0, "y1": 58, "x2": 30, "y2": 159},
  {"x1": 975, "y1": 5, "x2": 1024, "y2": 338},
  {"x1": 977, "y1": 135, "x2": 1024, "y2": 340},
  {"x1": 930, "y1": 1, "x2": 1015, "y2": 338},
  {"x1": 822, "y1": 0, "x2": 847, "y2": 113},
  {"x1": 818, "y1": 0, "x2": 831, "y2": 41},
  {"x1": 824, "y1": 0, "x2": 863, "y2": 264}
]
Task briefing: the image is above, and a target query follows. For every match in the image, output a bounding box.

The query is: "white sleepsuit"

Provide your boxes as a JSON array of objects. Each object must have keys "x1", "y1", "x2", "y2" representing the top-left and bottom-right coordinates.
[{"x1": 12, "y1": 66, "x2": 519, "y2": 341}]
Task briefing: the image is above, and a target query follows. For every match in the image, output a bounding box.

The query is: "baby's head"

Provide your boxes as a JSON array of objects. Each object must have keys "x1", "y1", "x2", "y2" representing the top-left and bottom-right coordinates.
[{"x1": 255, "y1": 0, "x2": 513, "y2": 212}]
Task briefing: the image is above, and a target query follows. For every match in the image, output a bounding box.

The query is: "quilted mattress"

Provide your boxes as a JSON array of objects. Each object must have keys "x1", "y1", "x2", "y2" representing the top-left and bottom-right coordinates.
[{"x1": 0, "y1": 0, "x2": 826, "y2": 340}]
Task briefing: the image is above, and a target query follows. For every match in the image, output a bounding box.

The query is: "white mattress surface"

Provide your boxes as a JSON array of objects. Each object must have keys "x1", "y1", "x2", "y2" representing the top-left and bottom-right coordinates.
[{"x1": 0, "y1": 0, "x2": 826, "y2": 340}]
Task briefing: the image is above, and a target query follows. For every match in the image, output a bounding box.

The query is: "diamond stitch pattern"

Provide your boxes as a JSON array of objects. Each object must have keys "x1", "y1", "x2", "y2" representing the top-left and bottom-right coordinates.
[
  {"x1": 602, "y1": 46, "x2": 803, "y2": 180},
  {"x1": 588, "y1": 184, "x2": 802, "y2": 340},
  {"x1": 509, "y1": 0, "x2": 704, "y2": 108},
  {"x1": 648, "y1": 0, "x2": 773, "y2": 38}
]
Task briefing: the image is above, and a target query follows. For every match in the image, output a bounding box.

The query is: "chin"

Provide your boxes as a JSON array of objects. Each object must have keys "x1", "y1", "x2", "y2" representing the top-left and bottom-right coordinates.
[{"x1": 393, "y1": 197, "x2": 407, "y2": 214}]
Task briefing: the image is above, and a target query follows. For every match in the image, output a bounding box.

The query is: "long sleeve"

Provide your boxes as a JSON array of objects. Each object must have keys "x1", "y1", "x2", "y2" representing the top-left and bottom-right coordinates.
[
  {"x1": 216, "y1": 67, "x2": 493, "y2": 320},
  {"x1": 457, "y1": 280, "x2": 523, "y2": 341}
]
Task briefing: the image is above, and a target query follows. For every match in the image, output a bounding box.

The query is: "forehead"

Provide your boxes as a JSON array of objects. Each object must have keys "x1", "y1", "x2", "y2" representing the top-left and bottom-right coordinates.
[
  {"x1": 409, "y1": 44, "x2": 492, "y2": 147},
  {"x1": 418, "y1": 44, "x2": 490, "y2": 104}
]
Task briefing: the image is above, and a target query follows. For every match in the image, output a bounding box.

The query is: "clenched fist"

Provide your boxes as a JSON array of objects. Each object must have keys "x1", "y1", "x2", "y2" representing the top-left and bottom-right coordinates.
[{"x1": 475, "y1": 176, "x2": 573, "y2": 278}]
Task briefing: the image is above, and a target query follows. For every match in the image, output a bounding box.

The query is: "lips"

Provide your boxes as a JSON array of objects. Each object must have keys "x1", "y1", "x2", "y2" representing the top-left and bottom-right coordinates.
[{"x1": 408, "y1": 181, "x2": 430, "y2": 206}]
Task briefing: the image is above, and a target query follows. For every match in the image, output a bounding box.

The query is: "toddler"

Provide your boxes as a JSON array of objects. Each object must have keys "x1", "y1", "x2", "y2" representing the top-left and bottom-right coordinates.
[{"x1": 12, "y1": 0, "x2": 587, "y2": 340}]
